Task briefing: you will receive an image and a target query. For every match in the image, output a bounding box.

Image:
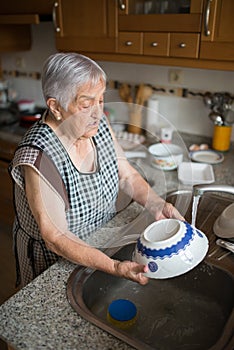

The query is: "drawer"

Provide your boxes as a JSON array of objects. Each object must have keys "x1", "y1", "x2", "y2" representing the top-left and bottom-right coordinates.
[
  {"x1": 143, "y1": 33, "x2": 170, "y2": 56},
  {"x1": 118, "y1": 32, "x2": 143, "y2": 54},
  {"x1": 170, "y1": 33, "x2": 200, "y2": 58}
]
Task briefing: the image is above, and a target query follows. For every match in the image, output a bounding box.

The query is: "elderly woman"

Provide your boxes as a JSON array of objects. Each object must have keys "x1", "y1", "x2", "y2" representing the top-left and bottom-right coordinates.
[{"x1": 10, "y1": 52, "x2": 184, "y2": 287}]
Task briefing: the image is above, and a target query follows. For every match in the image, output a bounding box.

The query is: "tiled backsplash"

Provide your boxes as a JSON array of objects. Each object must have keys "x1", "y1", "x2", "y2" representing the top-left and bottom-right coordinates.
[{"x1": 1, "y1": 22, "x2": 234, "y2": 141}]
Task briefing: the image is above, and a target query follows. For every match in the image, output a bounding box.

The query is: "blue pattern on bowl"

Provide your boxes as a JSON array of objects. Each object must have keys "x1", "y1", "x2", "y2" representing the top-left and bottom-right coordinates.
[{"x1": 137, "y1": 222, "x2": 203, "y2": 260}]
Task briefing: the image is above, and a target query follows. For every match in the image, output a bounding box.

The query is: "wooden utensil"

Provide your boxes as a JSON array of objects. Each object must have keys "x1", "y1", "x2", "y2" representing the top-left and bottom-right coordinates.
[{"x1": 119, "y1": 83, "x2": 132, "y2": 103}]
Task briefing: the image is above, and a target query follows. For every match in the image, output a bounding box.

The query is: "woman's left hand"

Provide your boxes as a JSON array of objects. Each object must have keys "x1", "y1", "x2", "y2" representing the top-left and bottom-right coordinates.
[
  {"x1": 155, "y1": 201, "x2": 185, "y2": 221},
  {"x1": 114, "y1": 260, "x2": 149, "y2": 285}
]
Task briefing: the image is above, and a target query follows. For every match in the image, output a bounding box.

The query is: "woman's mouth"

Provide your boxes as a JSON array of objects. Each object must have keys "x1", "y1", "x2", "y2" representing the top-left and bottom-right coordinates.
[{"x1": 88, "y1": 120, "x2": 99, "y2": 128}]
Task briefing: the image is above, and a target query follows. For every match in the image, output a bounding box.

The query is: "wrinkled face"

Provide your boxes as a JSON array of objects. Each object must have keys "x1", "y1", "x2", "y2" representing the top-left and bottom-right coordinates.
[{"x1": 60, "y1": 79, "x2": 106, "y2": 139}]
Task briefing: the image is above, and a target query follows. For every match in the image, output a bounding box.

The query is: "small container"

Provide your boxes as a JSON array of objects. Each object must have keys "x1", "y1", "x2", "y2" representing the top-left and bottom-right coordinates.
[
  {"x1": 160, "y1": 127, "x2": 173, "y2": 143},
  {"x1": 212, "y1": 125, "x2": 232, "y2": 152}
]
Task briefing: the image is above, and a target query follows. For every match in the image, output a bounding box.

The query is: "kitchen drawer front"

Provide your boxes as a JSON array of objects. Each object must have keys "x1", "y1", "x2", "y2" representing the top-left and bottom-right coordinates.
[
  {"x1": 143, "y1": 33, "x2": 170, "y2": 56},
  {"x1": 117, "y1": 32, "x2": 143, "y2": 54},
  {"x1": 170, "y1": 33, "x2": 200, "y2": 58}
]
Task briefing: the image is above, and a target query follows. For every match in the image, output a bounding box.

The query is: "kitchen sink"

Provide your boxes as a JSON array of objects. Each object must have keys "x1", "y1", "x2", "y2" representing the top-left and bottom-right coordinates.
[{"x1": 67, "y1": 191, "x2": 234, "y2": 350}]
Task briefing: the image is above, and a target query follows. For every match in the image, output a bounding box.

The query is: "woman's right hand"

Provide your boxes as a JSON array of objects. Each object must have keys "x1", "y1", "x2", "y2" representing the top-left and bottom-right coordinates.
[{"x1": 114, "y1": 260, "x2": 149, "y2": 285}]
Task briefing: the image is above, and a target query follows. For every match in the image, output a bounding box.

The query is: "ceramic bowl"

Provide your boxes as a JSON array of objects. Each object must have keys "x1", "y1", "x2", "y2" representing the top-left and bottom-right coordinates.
[
  {"x1": 132, "y1": 219, "x2": 209, "y2": 279},
  {"x1": 148, "y1": 143, "x2": 183, "y2": 171}
]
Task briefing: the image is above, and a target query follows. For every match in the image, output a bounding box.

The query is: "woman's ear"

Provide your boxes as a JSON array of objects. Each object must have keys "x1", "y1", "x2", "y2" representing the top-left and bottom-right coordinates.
[{"x1": 47, "y1": 98, "x2": 62, "y2": 121}]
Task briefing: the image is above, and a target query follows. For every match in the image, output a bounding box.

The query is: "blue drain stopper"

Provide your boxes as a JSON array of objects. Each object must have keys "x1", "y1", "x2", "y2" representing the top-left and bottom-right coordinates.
[{"x1": 108, "y1": 299, "x2": 137, "y2": 322}]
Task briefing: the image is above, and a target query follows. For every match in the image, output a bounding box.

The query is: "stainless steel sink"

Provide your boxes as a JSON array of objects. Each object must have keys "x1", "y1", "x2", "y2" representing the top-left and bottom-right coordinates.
[{"x1": 67, "y1": 191, "x2": 234, "y2": 350}]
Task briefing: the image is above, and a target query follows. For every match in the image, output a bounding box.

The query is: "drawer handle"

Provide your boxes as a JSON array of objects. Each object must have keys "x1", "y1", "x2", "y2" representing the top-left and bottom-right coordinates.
[
  {"x1": 125, "y1": 41, "x2": 133, "y2": 46},
  {"x1": 179, "y1": 43, "x2": 186, "y2": 48},
  {"x1": 118, "y1": 0, "x2": 126, "y2": 10},
  {"x1": 151, "y1": 42, "x2": 158, "y2": 47}
]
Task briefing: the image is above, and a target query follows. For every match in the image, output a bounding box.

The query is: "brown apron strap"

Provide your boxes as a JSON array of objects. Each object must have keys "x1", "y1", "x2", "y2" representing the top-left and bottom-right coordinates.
[{"x1": 34, "y1": 150, "x2": 70, "y2": 210}]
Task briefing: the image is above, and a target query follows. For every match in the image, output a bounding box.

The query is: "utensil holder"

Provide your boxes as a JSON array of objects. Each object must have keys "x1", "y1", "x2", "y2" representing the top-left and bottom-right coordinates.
[
  {"x1": 128, "y1": 110, "x2": 142, "y2": 134},
  {"x1": 212, "y1": 125, "x2": 232, "y2": 152}
]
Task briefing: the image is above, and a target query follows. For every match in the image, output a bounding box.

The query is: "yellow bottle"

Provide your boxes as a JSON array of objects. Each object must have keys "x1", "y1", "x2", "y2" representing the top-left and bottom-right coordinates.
[{"x1": 212, "y1": 125, "x2": 232, "y2": 152}]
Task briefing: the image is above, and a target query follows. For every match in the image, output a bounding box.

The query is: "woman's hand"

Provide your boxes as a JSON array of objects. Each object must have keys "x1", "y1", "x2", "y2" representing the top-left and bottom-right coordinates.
[
  {"x1": 155, "y1": 201, "x2": 185, "y2": 221},
  {"x1": 114, "y1": 260, "x2": 149, "y2": 285}
]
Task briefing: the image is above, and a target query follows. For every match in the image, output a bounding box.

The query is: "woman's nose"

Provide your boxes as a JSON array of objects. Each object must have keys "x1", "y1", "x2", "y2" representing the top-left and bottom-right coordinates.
[{"x1": 91, "y1": 104, "x2": 103, "y2": 119}]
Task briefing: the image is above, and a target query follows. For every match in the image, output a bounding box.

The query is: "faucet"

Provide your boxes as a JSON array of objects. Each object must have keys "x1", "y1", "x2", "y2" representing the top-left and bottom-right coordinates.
[{"x1": 193, "y1": 184, "x2": 234, "y2": 197}]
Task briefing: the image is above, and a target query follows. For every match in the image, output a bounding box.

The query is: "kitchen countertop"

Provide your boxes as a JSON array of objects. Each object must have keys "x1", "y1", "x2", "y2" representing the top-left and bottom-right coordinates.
[{"x1": 0, "y1": 124, "x2": 234, "y2": 350}]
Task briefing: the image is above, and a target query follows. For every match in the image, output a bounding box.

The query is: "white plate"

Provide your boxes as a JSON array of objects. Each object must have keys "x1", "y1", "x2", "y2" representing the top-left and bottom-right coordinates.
[
  {"x1": 190, "y1": 150, "x2": 224, "y2": 164},
  {"x1": 178, "y1": 162, "x2": 215, "y2": 185}
]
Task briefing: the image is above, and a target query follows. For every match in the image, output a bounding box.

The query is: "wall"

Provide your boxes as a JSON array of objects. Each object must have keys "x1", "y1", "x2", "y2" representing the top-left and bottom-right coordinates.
[{"x1": 1, "y1": 23, "x2": 234, "y2": 140}]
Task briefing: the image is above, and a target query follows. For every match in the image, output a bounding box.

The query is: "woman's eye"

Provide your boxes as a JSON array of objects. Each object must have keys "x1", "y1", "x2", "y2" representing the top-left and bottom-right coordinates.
[{"x1": 81, "y1": 101, "x2": 91, "y2": 109}]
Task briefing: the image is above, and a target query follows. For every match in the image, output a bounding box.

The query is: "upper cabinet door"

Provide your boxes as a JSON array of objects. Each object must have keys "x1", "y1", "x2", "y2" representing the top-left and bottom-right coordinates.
[
  {"x1": 54, "y1": 0, "x2": 118, "y2": 53},
  {"x1": 200, "y1": 0, "x2": 234, "y2": 61},
  {"x1": 118, "y1": 0, "x2": 203, "y2": 32}
]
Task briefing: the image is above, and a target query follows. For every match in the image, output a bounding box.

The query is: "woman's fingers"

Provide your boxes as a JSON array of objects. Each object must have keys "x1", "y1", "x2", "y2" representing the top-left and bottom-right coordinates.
[
  {"x1": 156, "y1": 202, "x2": 185, "y2": 221},
  {"x1": 116, "y1": 261, "x2": 149, "y2": 285}
]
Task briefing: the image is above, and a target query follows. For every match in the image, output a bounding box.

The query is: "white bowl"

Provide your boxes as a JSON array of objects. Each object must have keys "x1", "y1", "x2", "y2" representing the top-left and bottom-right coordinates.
[
  {"x1": 148, "y1": 143, "x2": 183, "y2": 171},
  {"x1": 132, "y1": 219, "x2": 209, "y2": 279}
]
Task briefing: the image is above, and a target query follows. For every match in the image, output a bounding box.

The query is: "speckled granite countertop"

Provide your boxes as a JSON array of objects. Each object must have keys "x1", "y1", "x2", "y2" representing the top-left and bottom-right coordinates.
[{"x1": 0, "y1": 129, "x2": 233, "y2": 350}]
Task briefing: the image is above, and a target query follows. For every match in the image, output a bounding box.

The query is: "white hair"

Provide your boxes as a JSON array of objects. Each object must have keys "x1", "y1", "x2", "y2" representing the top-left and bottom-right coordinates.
[{"x1": 41, "y1": 52, "x2": 106, "y2": 111}]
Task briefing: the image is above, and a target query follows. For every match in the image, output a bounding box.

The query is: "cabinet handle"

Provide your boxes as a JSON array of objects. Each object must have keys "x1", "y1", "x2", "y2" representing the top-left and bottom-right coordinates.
[
  {"x1": 151, "y1": 42, "x2": 158, "y2": 47},
  {"x1": 179, "y1": 43, "x2": 186, "y2": 48},
  {"x1": 118, "y1": 0, "x2": 126, "y2": 10},
  {"x1": 53, "y1": 2, "x2": 61, "y2": 33},
  {"x1": 125, "y1": 41, "x2": 133, "y2": 46},
  {"x1": 204, "y1": 0, "x2": 212, "y2": 36}
]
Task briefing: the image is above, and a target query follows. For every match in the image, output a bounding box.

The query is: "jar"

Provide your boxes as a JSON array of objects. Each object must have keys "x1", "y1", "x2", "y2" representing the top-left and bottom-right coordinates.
[{"x1": 212, "y1": 125, "x2": 232, "y2": 152}]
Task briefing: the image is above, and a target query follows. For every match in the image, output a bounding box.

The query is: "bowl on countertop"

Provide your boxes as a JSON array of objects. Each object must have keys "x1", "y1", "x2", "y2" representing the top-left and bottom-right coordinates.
[
  {"x1": 148, "y1": 143, "x2": 183, "y2": 171},
  {"x1": 132, "y1": 219, "x2": 209, "y2": 279}
]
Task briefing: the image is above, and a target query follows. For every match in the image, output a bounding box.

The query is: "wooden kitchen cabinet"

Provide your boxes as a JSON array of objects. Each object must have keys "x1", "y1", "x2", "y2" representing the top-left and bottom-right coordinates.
[
  {"x1": 117, "y1": 0, "x2": 202, "y2": 59},
  {"x1": 44, "y1": 0, "x2": 231, "y2": 70},
  {"x1": 0, "y1": 24, "x2": 31, "y2": 52},
  {"x1": 55, "y1": 0, "x2": 118, "y2": 53},
  {"x1": 0, "y1": 1, "x2": 54, "y2": 15},
  {"x1": 0, "y1": 138, "x2": 16, "y2": 227},
  {"x1": 0, "y1": 159, "x2": 14, "y2": 226},
  {"x1": 200, "y1": 0, "x2": 234, "y2": 61},
  {"x1": 0, "y1": 0, "x2": 55, "y2": 52}
]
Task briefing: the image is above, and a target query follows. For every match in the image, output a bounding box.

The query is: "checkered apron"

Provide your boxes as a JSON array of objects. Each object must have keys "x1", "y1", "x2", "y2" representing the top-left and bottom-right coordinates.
[{"x1": 9, "y1": 115, "x2": 119, "y2": 286}]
